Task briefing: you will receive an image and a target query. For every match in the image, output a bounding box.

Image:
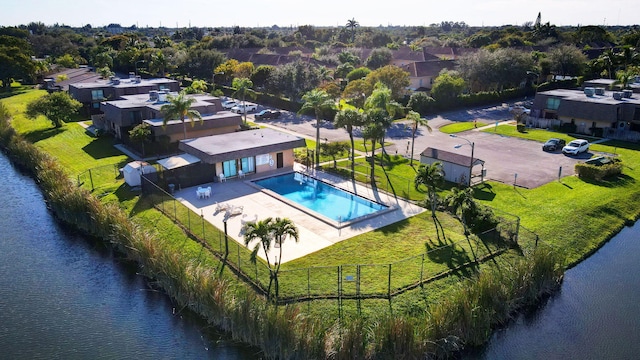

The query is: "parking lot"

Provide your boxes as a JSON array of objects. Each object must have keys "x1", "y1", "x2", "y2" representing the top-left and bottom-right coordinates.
[{"x1": 242, "y1": 100, "x2": 591, "y2": 189}]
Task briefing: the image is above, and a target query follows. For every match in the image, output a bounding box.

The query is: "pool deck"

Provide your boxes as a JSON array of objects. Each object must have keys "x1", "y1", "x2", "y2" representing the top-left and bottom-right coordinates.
[{"x1": 173, "y1": 164, "x2": 425, "y2": 264}]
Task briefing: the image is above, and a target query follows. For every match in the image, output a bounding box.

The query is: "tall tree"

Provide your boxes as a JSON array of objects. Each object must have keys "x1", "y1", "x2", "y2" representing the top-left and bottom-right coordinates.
[
  {"x1": 25, "y1": 92, "x2": 82, "y2": 128},
  {"x1": 0, "y1": 35, "x2": 36, "y2": 88},
  {"x1": 160, "y1": 92, "x2": 203, "y2": 140},
  {"x1": 299, "y1": 89, "x2": 334, "y2": 169},
  {"x1": 334, "y1": 108, "x2": 365, "y2": 175},
  {"x1": 243, "y1": 217, "x2": 277, "y2": 298},
  {"x1": 270, "y1": 217, "x2": 299, "y2": 299},
  {"x1": 128, "y1": 122, "x2": 151, "y2": 157},
  {"x1": 414, "y1": 162, "x2": 445, "y2": 240},
  {"x1": 362, "y1": 108, "x2": 387, "y2": 183},
  {"x1": 406, "y1": 110, "x2": 432, "y2": 166},
  {"x1": 345, "y1": 18, "x2": 359, "y2": 43},
  {"x1": 231, "y1": 77, "x2": 256, "y2": 125},
  {"x1": 242, "y1": 217, "x2": 299, "y2": 300},
  {"x1": 364, "y1": 83, "x2": 402, "y2": 158}
]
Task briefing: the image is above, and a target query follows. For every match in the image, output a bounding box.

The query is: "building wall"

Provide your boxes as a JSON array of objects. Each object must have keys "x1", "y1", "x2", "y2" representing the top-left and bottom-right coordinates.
[{"x1": 420, "y1": 157, "x2": 469, "y2": 186}]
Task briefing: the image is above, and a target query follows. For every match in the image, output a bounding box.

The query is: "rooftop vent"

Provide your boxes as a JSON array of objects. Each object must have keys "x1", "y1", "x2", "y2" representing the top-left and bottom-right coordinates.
[
  {"x1": 613, "y1": 92, "x2": 623, "y2": 100},
  {"x1": 623, "y1": 89, "x2": 633, "y2": 98},
  {"x1": 129, "y1": 72, "x2": 136, "y2": 80},
  {"x1": 594, "y1": 87, "x2": 605, "y2": 95},
  {"x1": 157, "y1": 90, "x2": 168, "y2": 103},
  {"x1": 112, "y1": 77, "x2": 120, "y2": 85},
  {"x1": 135, "y1": 75, "x2": 142, "y2": 83},
  {"x1": 584, "y1": 87, "x2": 595, "y2": 97},
  {"x1": 149, "y1": 90, "x2": 158, "y2": 101}
]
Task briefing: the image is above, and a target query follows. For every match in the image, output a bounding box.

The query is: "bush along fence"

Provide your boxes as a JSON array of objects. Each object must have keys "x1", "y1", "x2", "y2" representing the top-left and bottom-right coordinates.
[{"x1": 141, "y1": 173, "x2": 530, "y2": 309}]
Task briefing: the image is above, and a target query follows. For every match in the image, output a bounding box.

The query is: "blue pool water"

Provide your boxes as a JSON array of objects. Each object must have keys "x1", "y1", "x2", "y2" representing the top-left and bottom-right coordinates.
[{"x1": 253, "y1": 172, "x2": 387, "y2": 223}]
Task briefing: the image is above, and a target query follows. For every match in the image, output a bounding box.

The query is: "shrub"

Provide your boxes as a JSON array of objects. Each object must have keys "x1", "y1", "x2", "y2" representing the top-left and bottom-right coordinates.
[
  {"x1": 575, "y1": 158, "x2": 623, "y2": 181},
  {"x1": 516, "y1": 124, "x2": 526, "y2": 132}
]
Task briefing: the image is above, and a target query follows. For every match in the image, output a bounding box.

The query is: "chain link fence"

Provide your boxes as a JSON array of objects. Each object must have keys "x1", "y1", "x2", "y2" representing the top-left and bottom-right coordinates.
[
  {"x1": 139, "y1": 173, "x2": 538, "y2": 308},
  {"x1": 77, "y1": 163, "x2": 121, "y2": 192}
]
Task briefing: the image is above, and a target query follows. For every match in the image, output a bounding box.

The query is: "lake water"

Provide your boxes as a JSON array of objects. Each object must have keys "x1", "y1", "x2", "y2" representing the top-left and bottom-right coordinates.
[
  {"x1": 465, "y1": 220, "x2": 640, "y2": 359},
  {"x1": 0, "y1": 152, "x2": 258, "y2": 359}
]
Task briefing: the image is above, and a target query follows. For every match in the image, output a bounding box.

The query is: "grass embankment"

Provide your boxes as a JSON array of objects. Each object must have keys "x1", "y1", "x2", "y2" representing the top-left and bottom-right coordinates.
[
  {"x1": 479, "y1": 125, "x2": 640, "y2": 264},
  {"x1": 5, "y1": 88, "x2": 628, "y2": 357}
]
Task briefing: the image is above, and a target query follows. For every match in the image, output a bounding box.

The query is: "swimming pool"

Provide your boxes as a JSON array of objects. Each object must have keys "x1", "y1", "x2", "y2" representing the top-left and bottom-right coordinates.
[{"x1": 253, "y1": 172, "x2": 388, "y2": 224}]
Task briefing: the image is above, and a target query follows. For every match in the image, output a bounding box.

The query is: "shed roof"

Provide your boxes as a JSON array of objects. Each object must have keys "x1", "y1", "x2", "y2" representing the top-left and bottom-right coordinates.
[{"x1": 420, "y1": 147, "x2": 484, "y2": 167}]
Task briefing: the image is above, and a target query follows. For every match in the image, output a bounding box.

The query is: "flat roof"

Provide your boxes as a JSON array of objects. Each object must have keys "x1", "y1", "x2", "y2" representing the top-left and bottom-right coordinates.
[
  {"x1": 538, "y1": 88, "x2": 640, "y2": 105},
  {"x1": 420, "y1": 147, "x2": 484, "y2": 167},
  {"x1": 105, "y1": 93, "x2": 218, "y2": 110},
  {"x1": 179, "y1": 128, "x2": 307, "y2": 164},
  {"x1": 69, "y1": 77, "x2": 178, "y2": 89}
]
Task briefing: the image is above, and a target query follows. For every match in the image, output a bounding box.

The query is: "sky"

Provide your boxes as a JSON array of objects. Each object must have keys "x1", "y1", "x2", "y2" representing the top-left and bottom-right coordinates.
[{"x1": 1, "y1": 0, "x2": 639, "y2": 28}]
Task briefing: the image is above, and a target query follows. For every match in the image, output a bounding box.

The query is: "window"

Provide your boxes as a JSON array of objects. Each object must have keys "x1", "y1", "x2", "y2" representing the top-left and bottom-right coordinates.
[
  {"x1": 222, "y1": 160, "x2": 237, "y2": 177},
  {"x1": 91, "y1": 89, "x2": 104, "y2": 101},
  {"x1": 240, "y1": 157, "x2": 255, "y2": 173},
  {"x1": 129, "y1": 111, "x2": 142, "y2": 122},
  {"x1": 546, "y1": 98, "x2": 560, "y2": 110}
]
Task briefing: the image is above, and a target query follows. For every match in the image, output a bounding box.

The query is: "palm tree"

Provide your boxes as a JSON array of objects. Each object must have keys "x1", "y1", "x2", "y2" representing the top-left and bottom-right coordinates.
[
  {"x1": 414, "y1": 162, "x2": 444, "y2": 217},
  {"x1": 243, "y1": 217, "x2": 277, "y2": 297},
  {"x1": 414, "y1": 162, "x2": 445, "y2": 240},
  {"x1": 128, "y1": 123, "x2": 151, "y2": 157},
  {"x1": 334, "y1": 108, "x2": 365, "y2": 175},
  {"x1": 299, "y1": 89, "x2": 334, "y2": 169},
  {"x1": 406, "y1": 110, "x2": 432, "y2": 166},
  {"x1": 345, "y1": 18, "x2": 359, "y2": 43},
  {"x1": 445, "y1": 186, "x2": 476, "y2": 237},
  {"x1": 242, "y1": 217, "x2": 299, "y2": 300},
  {"x1": 614, "y1": 69, "x2": 637, "y2": 90},
  {"x1": 270, "y1": 217, "x2": 299, "y2": 299},
  {"x1": 362, "y1": 108, "x2": 386, "y2": 183},
  {"x1": 231, "y1": 77, "x2": 256, "y2": 125},
  {"x1": 364, "y1": 83, "x2": 403, "y2": 160},
  {"x1": 160, "y1": 92, "x2": 203, "y2": 140}
]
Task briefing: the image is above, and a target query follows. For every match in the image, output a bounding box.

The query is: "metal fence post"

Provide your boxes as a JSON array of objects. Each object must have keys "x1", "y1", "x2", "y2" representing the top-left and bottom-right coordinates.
[
  {"x1": 420, "y1": 253, "x2": 425, "y2": 286},
  {"x1": 89, "y1": 169, "x2": 94, "y2": 191},
  {"x1": 307, "y1": 268, "x2": 310, "y2": 300},
  {"x1": 388, "y1": 263, "x2": 392, "y2": 299}
]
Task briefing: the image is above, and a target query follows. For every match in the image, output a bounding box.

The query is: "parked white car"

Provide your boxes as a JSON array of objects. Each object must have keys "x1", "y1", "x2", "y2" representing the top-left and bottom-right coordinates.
[
  {"x1": 221, "y1": 100, "x2": 238, "y2": 110},
  {"x1": 231, "y1": 103, "x2": 257, "y2": 114},
  {"x1": 562, "y1": 139, "x2": 590, "y2": 155}
]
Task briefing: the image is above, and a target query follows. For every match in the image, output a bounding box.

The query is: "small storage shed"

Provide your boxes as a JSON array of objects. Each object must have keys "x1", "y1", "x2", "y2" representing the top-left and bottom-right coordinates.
[
  {"x1": 420, "y1": 147, "x2": 484, "y2": 186},
  {"x1": 122, "y1": 161, "x2": 156, "y2": 187}
]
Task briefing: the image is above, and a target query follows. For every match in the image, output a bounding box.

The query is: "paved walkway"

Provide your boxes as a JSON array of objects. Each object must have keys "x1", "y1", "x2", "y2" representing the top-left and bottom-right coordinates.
[{"x1": 172, "y1": 164, "x2": 424, "y2": 264}]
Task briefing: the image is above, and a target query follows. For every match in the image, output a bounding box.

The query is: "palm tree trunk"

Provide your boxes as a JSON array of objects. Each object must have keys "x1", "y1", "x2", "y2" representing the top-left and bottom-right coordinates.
[
  {"x1": 315, "y1": 111, "x2": 321, "y2": 169},
  {"x1": 349, "y1": 132, "x2": 355, "y2": 178},
  {"x1": 410, "y1": 127, "x2": 417, "y2": 166}
]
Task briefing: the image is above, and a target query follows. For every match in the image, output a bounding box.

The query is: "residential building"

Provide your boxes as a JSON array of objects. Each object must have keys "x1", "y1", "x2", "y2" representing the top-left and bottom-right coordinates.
[
  {"x1": 68, "y1": 74, "x2": 179, "y2": 115},
  {"x1": 99, "y1": 91, "x2": 242, "y2": 144},
  {"x1": 530, "y1": 85, "x2": 640, "y2": 141}
]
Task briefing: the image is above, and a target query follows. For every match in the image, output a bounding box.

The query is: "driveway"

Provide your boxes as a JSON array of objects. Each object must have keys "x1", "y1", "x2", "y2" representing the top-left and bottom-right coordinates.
[{"x1": 254, "y1": 101, "x2": 590, "y2": 189}]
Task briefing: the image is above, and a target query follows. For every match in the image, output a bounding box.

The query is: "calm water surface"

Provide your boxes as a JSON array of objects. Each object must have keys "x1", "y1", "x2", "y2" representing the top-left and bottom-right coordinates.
[
  {"x1": 0, "y1": 152, "x2": 259, "y2": 359},
  {"x1": 466, "y1": 220, "x2": 640, "y2": 360}
]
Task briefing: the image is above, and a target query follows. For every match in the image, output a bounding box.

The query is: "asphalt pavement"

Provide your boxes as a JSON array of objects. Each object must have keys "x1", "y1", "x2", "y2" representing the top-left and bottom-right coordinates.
[{"x1": 251, "y1": 100, "x2": 591, "y2": 189}]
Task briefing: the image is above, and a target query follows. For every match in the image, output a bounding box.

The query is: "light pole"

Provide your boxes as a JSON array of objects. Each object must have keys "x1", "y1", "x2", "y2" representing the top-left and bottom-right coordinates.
[
  {"x1": 135, "y1": 60, "x2": 146, "y2": 76},
  {"x1": 450, "y1": 134, "x2": 474, "y2": 187}
]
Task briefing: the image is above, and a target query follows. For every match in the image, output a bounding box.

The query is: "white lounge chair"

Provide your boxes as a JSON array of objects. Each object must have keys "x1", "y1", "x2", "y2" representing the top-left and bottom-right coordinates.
[{"x1": 218, "y1": 173, "x2": 226, "y2": 182}]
